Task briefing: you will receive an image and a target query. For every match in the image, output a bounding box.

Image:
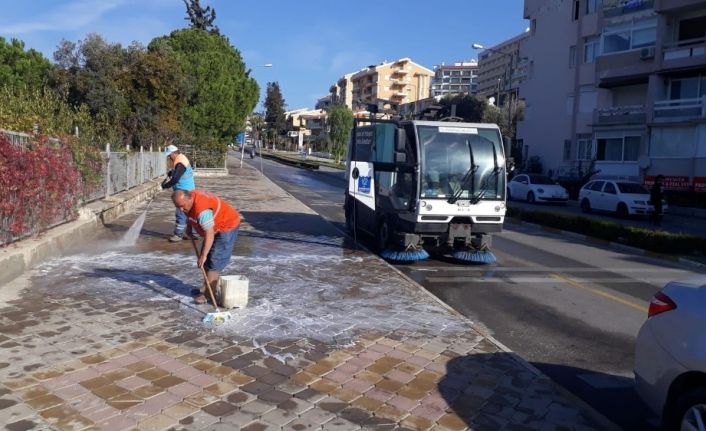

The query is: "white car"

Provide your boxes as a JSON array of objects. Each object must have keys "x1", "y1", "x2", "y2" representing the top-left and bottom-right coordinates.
[
  {"x1": 507, "y1": 174, "x2": 569, "y2": 203},
  {"x1": 634, "y1": 277, "x2": 706, "y2": 430},
  {"x1": 579, "y1": 180, "x2": 666, "y2": 218}
]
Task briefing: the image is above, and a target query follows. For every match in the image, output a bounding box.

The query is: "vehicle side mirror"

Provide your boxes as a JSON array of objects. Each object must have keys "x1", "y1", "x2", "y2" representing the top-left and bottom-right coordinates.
[{"x1": 396, "y1": 128, "x2": 406, "y2": 151}]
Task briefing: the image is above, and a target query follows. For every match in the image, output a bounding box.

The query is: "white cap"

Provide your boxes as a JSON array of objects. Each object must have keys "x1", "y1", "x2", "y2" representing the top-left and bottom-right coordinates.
[{"x1": 164, "y1": 145, "x2": 178, "y2": 156}]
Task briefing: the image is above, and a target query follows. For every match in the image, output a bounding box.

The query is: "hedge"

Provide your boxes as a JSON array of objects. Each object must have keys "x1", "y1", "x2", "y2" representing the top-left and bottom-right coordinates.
[{"x1": 506, "y1": 207, "x2": 706, "y2": 256}]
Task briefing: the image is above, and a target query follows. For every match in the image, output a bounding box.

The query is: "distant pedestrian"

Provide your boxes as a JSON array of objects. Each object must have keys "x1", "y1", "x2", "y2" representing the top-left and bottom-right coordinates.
[
  {"x1": 650, "y1": 175, "x2": 664, "y2": 226},
  {"x1": 161, "y1": 145, "x2": 196, "y2": 242},
  {"x1": 172, "y1": 190, "x2": 241, "y2": 304}
]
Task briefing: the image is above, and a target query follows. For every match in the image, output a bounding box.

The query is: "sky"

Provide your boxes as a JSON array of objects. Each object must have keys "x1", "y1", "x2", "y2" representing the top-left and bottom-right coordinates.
[{"x1": 0, "y1": 0, "x2": 528, "y2": 110}]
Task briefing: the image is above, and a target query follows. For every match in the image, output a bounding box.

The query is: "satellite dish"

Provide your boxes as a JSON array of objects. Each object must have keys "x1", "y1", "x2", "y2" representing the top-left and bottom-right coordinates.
[{"x1": 637, "y1": 155, "x2": 651, "y2": 169}]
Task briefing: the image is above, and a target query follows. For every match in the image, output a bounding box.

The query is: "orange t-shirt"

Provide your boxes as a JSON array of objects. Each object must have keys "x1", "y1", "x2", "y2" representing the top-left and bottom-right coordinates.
[{"x1": 186, "y1": 190, "x2": 240, "y2": 235}]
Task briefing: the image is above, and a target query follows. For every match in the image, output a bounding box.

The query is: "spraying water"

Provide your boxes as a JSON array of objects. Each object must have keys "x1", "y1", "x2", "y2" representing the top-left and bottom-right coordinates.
[{"x1": 117, "y1": 210, "x2": 147, "y2": 247}]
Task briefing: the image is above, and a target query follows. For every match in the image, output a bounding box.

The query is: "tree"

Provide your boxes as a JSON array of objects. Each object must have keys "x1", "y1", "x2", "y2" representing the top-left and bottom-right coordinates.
[
  {"x1": 264, "y1": 81, "x2": 286, "y2": 143},
  {"x1": 482, "y1": 104, "x2": 509, "y2": 136},
  {"x1": 117, "y1": 45, "x2": 189, "y2": 148},
  {"x1": 0, "y1": 37, "x2": 51, "y2": 91},
  {"x1": 437, "y1": 94, "x2": 487, "y2": 122},
  {"x1": 51, "y1": 34, "x2": 129, "y2": 143},
  {"x1": 248, "y1": 112, "x2": 265, "y2": 144},
  {"x1": 151, "y1": 29, "x2": 259, "y2": 144},
  {"x1": 183, "y1": 0, "x2": 220, "y2": 35},
  {"x1": 327, "y1": 104, "x2": 354, "y2": 163}
]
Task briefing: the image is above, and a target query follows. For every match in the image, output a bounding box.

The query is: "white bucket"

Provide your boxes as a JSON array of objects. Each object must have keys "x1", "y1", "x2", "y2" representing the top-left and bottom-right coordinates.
[{"x1": 218, "y1": 275, "x2": 249, "y2": 309}]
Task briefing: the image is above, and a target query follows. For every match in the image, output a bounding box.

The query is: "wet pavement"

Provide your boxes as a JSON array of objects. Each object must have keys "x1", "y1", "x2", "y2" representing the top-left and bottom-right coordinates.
[{"x1": 1, "y1": 161, "x2": 606, "y2": 430}]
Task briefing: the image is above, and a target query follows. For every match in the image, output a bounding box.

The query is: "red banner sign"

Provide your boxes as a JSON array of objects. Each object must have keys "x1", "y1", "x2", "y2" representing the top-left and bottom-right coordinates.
[
  {"x1": 644, "y1": 176, "x2": 691, "y2": 191},
  {"x1": 695, "y1": 177, "x2": 706, "y2": 193}
]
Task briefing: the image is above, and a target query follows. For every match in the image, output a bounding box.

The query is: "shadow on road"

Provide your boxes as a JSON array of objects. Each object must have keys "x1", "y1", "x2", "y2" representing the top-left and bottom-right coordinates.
[{"x1": 438, "y1": 353, "x2": 658, "y2": 431}]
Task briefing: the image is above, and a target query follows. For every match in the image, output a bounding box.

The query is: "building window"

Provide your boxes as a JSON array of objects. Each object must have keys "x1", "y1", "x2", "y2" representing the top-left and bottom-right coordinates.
[
  {"x1": 650, "y1": 127, "x2": 697, "y2": 157},
  {"x1": 596, "y1": 135, "x2": 640, "y2": 161},
  {"x1": 586, "y1": 0, "x2": 601, "y2": 14},
  {"x1": 569, "y1": 45, "x2": 576, "y2": 68},
  {"x1": 603, "y1": 18, "x2": 657, "y2": 54},
  {"x1": 572, "y1": 0, "x2": 580, "y2": 20},
  {"x1": 579, "y1": 85, "x2": 597, "y2": 113},
  {"x1": 667, "y1": 75, "x2": 706, "y2": 100},
  {"x1": 577, "y1": 137, "x2": 594, "y2": 160},
  {"x1": 584, "y1": 36, "x2": 600, "y2": 63}
]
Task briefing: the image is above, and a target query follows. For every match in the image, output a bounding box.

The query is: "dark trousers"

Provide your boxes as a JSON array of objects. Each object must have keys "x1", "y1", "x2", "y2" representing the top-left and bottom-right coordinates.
[{"x1": 650, "y1": 203, "x2": 663, "y2": 225}]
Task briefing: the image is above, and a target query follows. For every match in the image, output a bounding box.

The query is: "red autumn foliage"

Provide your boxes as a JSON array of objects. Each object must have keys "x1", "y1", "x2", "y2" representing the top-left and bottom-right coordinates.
[{"x1": 0, "y1": 134, "x2": 82, "y2": 245}]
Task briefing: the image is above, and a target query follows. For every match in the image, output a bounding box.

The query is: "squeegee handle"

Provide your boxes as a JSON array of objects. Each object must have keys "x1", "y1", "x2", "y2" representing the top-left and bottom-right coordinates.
[{"x1": 191, "y1": 237, "x2": 220, "y2": 312}]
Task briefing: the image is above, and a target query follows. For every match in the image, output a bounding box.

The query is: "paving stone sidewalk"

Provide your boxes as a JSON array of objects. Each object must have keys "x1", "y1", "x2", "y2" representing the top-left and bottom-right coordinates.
[{"x1": 0, "y1": 161, "x2": 607, "y2": 431}]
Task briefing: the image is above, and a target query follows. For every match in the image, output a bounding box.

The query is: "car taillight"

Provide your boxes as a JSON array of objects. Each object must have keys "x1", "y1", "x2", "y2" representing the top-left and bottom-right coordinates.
[{"x1": 648, "y1": 292, "x2": 676, "y2": 318}]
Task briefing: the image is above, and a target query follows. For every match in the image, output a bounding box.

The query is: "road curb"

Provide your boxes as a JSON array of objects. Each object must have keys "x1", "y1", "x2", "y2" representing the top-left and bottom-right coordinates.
[
  {"x1": 508, "y1": 217, "x2": 706, "y2": 272},
  {"x1": 249, "y1": 160, "x2": 620, "y2": 430}
]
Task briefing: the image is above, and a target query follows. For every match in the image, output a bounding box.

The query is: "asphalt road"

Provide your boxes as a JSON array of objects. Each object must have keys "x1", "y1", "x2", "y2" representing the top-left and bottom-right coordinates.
[{"x1": 244, "y1": 156, "x2": 704, "y2": 430}]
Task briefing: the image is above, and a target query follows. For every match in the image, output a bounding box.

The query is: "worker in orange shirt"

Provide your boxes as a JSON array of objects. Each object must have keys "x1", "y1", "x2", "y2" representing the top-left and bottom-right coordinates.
[{"x1": 172, "y1": 189, "x2": 241, "y2": 304}]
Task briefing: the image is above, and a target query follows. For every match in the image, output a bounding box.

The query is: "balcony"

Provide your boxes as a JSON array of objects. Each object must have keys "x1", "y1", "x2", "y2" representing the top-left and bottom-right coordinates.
[
  {"x1": 594, "y1": 105, "x2": 646, "y2": 125},
  {"x1": 662, "y1": 38, "x2": 706, "y2": 71},
  {"x1": 655, "y1": 0, "x2": 705, "y2": 13},
  {"x1": 654, "y1": 96, "x2": 706, "y2": 122},
  {"x1": 603, "y1": 0, "x2": 655, "y2": 18},
  {"x1": 392, "y1": 68, "x2": 410, "y2": 76}
]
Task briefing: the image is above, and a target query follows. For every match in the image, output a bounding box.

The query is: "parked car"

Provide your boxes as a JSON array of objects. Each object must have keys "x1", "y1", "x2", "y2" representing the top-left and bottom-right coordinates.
[
  {"x1": 634, "y1": 277, "x2": 706, "y2": 430},
  {"x1": 507, "y1": 174, "x2": 569, "y2": 203},
  {"x1": 579, "y1": 180, "x2": 667, "y2": 218}
]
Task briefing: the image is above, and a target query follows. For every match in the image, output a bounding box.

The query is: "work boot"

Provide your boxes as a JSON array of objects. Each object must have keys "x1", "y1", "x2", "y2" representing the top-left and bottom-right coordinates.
[{"x1": 168, "y1": 235, "x2": 183, "y2": 242}]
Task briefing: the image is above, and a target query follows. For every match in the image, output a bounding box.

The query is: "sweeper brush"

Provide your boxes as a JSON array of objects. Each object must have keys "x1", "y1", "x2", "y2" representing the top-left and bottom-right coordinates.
[
  {"x1": 381, "y1": 245, "x2": 430, "y2": 262},
  {"x1": 452, "y1": 248, "x2": 497, "y2": 264}
]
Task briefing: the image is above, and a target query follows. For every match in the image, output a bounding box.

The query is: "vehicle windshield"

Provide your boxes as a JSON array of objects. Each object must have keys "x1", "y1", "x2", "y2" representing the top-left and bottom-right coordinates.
[
  {"x1": 529, "y1": 175, "x2": 555, "y2": 185},
  {"x1": 617, "y1": 183, "x2": 648, "y2": 194},
  {"x1": 418, "y1": 125, "x2": 505, "y2": 200}
]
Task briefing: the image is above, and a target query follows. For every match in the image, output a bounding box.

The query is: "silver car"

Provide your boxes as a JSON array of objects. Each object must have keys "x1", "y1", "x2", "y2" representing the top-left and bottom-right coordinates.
[{"x1": 634, "y1": 276, "x2": 706, "y2": 430}]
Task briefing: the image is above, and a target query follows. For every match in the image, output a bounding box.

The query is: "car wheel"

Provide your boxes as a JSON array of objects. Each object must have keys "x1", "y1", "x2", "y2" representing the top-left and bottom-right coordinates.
[
  {"x1": 616, "y1": 202, "x2": 629, "y2": 219},
  {"x1": 527, "y1": 191, "x2": 535, "y2": 204},
  {"x1": 580, "y1": 198, "x2": 591, "y2": 213},
  {"x1": 378, "y1": 219, "x2": 390, "y2": 252},
  {"x1": 674, "y1": 388, "x2": 706, "y2": 431}
]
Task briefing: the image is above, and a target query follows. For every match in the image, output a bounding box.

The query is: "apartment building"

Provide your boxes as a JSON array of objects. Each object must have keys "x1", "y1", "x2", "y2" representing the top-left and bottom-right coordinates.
[
  {"x1": 519, "y1": 0, "x2": 706, "y2": 200},
  {"x1": 430, "y1": 61, "x2": 479, "y2": 97},
  {"x1": 335, "y1": 73, "x2": 354, "y2": 109},
  {"x1": 285, "y1": 108, "x2": 328, "y2": 149},
  {"x1": 348, "y1": 58, "x2": 434, "y2": 110},
  {"x1": 476, "y1": 31, "x2": 530, "y2": 105}
]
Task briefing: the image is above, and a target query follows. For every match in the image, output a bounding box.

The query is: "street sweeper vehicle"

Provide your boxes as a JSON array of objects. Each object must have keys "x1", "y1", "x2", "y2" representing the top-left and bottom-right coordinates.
[{"x1": 344, "y1": 119, "x2": 507, "y2": 263}]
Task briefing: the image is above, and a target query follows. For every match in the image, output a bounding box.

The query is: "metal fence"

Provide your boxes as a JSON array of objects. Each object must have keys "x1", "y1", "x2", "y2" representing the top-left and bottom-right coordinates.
[{"x1": 100, "y1": 145, "x2": 167, "y2": 199}]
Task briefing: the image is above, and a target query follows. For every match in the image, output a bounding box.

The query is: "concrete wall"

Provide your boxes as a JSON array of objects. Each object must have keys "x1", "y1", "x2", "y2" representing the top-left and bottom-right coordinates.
[{"x1": 0, "y1": 181, "x2": 161, "y2": 287}]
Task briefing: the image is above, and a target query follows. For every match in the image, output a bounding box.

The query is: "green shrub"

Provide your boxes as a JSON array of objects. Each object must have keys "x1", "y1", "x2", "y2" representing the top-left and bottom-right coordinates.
[{"x1": 507, "y1": 207, "x2": 706, "y2": 256}]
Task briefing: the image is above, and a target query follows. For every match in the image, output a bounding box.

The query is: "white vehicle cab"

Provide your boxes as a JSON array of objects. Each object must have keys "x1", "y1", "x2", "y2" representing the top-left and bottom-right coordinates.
[
  {"x1": 345, "y1": 119, "x2": 507, "y2": 264},
  {"x1": 579, "y1": 180, "x2": 665, "y2": 217},
  {"x1": 634, "y1": 276, "x2": 706, "y2": 430},
  {"x1": 508, "y1": 174, "x2": 569, "y2": 203}
]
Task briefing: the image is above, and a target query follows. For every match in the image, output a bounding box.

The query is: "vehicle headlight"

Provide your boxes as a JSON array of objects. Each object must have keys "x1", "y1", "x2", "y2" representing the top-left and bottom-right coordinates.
[
  {"x1": 426, "y1": 204, "x2": 433, "y2": 211},
  {"x1": 537, "y1": 188, "x2": 544, "y2": 194},
  {"x1": 420, "y1": 201, "x2": 427, "y2": 208}
]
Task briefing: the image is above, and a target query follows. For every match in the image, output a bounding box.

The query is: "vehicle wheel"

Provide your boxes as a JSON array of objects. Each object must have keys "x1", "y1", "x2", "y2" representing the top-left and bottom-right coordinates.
[
  {"x1": 581, "y1": 199, "x2": 591, "y2": 213},
  {"x1": 673, "y1": 387, "x2": 706, "y2": 431},
  {"x1": 378, "y1": 220, "x2": 390, "y2": 252},
  {"x1": 617, "y1": 203, "x2": 629, "y2": 219},
  {"x1": 526, "y1": 191, "x2": 535, "y2": 204}
]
